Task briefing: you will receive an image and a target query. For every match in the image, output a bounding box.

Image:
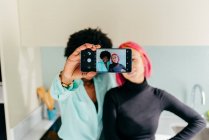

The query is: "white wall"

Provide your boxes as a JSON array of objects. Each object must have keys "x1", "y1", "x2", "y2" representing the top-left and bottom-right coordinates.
[
  {"x1": 0, "y1": 0, "x2": 43, "y2": 139},
  {"x1": 19, "y1": 0, "x2": 209, "y2": 47}
]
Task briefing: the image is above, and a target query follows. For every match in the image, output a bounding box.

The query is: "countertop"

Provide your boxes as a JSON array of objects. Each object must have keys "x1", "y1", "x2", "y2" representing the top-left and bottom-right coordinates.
[{"x1": 22, "y1": 118, "x2": 60, "y2": 140}]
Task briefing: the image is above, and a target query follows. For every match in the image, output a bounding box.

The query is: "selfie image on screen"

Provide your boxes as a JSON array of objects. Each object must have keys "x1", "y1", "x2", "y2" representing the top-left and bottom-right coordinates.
[{"x1": 96, "y1": 49, "x2": 126, "y2": 72}]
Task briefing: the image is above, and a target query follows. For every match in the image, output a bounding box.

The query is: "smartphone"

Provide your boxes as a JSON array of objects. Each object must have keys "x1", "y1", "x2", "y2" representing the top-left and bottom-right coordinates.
[{"x1": 81, "y1": 48, "x2": 132, "y2": 73}]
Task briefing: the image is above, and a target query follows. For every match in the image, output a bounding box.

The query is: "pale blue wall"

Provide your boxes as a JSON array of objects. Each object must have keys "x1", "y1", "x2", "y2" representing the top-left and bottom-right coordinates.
[
  {"x1": 41, "y1": 47, "x2": 65, "y2": 88},
  {"x1": 145, "y1": 46, "x2": 209, "y2": 115}
]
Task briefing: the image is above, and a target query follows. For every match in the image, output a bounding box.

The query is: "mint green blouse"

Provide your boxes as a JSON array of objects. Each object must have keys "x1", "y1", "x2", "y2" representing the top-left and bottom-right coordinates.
[
  {"x1": 96, "y1": 61, "x2": 111, "y2": 72},
  {"x1": 50, "y1": 73, "x2": 116, "y2": 140}
]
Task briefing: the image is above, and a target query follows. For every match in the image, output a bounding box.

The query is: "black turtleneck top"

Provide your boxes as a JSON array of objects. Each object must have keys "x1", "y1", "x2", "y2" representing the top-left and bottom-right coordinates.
[{"x1": 103, "y1": 79, "x2": 206, "y2": 140}]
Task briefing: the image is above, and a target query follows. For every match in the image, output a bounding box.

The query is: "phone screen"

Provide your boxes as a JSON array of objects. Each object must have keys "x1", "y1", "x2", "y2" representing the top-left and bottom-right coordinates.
[
  {"x1": 81, "y1": 48, "x2": 132, "y2": 73},
  {"x1": 96, "y1": 49, "x2": 131, "y2": 73}
]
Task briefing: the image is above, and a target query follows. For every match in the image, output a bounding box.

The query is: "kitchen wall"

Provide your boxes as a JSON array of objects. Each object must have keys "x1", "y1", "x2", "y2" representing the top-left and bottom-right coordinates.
[{"x1": 147, "y1": 46, "x2": 209, "y2": 115}]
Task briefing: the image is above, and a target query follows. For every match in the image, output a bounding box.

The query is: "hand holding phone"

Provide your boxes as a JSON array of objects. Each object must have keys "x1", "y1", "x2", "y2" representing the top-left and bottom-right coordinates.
[{"x1": 61, "y1": 44, "x2": 99, "y2": 84}]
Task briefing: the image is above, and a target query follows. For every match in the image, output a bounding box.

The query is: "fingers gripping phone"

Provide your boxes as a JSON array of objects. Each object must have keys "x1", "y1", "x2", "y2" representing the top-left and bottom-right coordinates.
[{"x1": 81, "y1": 48, "x2": 132, "y2": 73}]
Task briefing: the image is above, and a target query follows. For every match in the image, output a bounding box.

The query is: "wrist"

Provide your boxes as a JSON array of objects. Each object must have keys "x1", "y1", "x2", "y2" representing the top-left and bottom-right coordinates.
[{"x1": 59, "y1": 71, "x2": 74, "y2": 87}]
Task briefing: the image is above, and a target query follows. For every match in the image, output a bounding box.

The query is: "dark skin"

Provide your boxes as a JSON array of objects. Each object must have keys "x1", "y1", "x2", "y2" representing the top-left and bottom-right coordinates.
[
  {"x1": 102, "y1": 56, "x2": 109, "y2": 69},
  {"x1": 61, "y1": 44, "x2": 100, "y2": 103}
]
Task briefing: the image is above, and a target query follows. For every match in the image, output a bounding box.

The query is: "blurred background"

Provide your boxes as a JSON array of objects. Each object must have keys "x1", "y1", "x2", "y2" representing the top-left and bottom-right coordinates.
[{"x1": 1, "y1": 0, "x2": 209, "y2": 140}]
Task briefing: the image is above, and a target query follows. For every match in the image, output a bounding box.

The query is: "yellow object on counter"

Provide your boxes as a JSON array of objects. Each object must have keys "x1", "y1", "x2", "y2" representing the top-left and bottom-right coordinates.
[
  {"x1": 37, "y1": 87, "x2": 55, "y2": 110},
  {"x1": 37, "y1": 87, "x2": 46, "y2": 100},
  {"x1": 44, "y1": 91, "x2": 55, "y2": 110}
]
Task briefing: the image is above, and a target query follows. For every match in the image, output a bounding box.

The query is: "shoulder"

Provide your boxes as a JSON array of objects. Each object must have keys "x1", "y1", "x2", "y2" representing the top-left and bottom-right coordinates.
[
  {"x1": 96, "y1": 73, "x2": 110, "y2": 80},
  {"x1": 109, "y1": 64, "x2": 113, "y2": 67},
  {"x1": 97, "y1": 61, "x2": 104, "y2": 65},
  {"x1": 151, "y1": 87, "x2": 168, "y2": 99},
  {"x1": 152, "y1": 87, "x2": 176, "y2": 102},
  {"x1": 105, "y1": 86, "x2": 121, "y2": 101},
  {"x1": 106, "y1": 87, "x2": 120, "y2": 96},
  {"x1": 95, "y1": 73, "x2": 117, "y2": 89}
]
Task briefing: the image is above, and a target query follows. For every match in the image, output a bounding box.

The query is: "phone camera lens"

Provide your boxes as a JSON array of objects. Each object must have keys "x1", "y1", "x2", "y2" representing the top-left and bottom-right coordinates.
[{"x1": 87, "y1": 58, "x2": 92, "y2": 63}]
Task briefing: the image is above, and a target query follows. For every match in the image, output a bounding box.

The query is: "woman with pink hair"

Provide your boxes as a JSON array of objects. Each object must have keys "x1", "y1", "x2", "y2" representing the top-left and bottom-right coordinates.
[
  {"x1": 109, "y1": 53, "x2": 126, "y2": 72},
  {"x1": 103, "y1": 41, "x2": 206, "y2": 140}
]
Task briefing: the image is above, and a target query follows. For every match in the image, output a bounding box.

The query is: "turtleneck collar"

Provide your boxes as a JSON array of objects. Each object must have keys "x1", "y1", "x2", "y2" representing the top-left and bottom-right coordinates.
[{"x1": 122, "y1": 78, "x2": 148, "y2": 93}]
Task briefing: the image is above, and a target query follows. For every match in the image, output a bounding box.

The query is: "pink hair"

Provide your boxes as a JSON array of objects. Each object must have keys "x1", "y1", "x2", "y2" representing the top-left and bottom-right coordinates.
[{"x1": 116, "y1": 41, "x2": 152, "y2": 86}]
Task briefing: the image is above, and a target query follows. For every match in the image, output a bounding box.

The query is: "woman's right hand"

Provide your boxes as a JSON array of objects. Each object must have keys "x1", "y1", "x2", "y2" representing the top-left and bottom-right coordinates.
[{"x1": 60, "y1": 43, "x2": 101, "y2": 85}]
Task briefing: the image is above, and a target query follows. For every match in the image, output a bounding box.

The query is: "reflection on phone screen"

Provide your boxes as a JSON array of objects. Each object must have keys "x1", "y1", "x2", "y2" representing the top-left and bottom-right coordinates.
[{"x1": 96, "y1": 49, "x2": 127, "y2": 73}]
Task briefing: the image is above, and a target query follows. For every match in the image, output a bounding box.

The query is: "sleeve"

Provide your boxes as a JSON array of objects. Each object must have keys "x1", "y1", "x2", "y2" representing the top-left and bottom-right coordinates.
[
  {"x1": 50, "y1": 73, "x2": 80, "y2": 101},
  {"x1": 97, "y1": 62, "x2": 103, "y2": 72},
  {"x1": 103, "y1": 91, "x2": 121, "y2": 140},
  {"x1": 160, "y1": 90, "x2": 206, "y2": 140}
]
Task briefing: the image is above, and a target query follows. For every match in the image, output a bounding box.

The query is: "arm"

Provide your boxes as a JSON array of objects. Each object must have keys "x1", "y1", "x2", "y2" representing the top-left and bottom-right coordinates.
[
  {"x1": 160, "y1": 90, "x2": 206, "y2": 140},
  {"x1": 50, "y1": 43, "x2": 100, "y2": 101},
  {"x1": 50, "y1": 74, "x2": 80, "y2": 101},
  {"x1": 103, "y1": 91, "x2": 121, "y2": 140}
]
